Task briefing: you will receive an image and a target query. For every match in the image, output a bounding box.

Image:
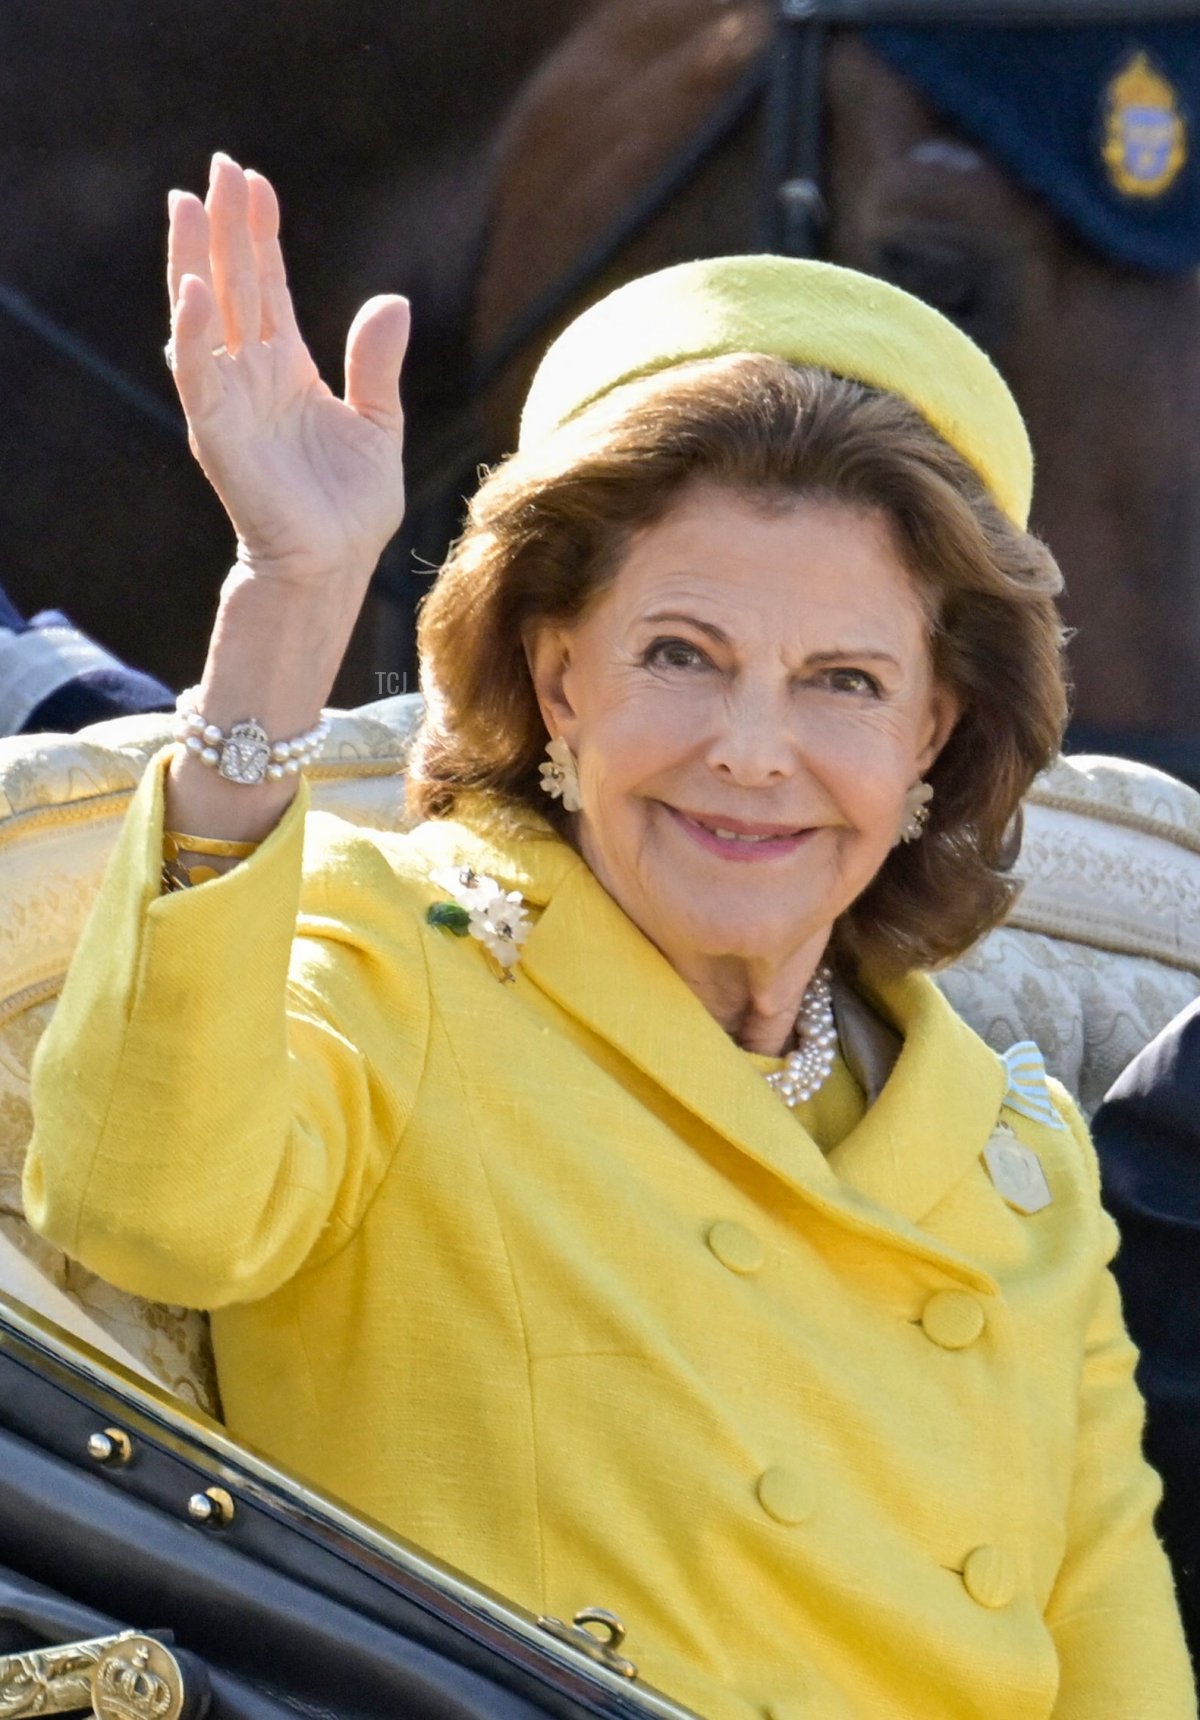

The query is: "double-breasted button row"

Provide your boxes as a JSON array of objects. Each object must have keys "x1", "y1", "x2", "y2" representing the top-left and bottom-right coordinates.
[
  {"x1": 705, "y1": 1224, "x2": 990, "y2": 1363},
  {"x1": 705, "y1": 1223, "x2": 1014, "y2": 1635},
  {"x1": 704, "y1": 1223, "x2": 810, "y2": 1535}
]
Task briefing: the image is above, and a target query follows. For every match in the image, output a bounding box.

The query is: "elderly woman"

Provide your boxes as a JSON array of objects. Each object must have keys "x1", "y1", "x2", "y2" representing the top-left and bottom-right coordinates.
[{"x1": 24, "y1": 155, "x2": 1194, "y2": 1718}]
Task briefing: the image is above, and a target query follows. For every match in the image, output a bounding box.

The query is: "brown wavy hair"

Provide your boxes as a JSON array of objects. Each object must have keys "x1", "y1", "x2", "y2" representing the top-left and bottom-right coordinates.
[{"x1": 410, "y1": 355, "x2": 1068, "y2": 974}]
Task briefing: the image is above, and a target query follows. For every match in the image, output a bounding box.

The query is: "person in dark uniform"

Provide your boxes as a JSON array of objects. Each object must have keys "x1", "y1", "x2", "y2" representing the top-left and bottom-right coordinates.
[
  {"x1": 1092, "y1": 1004, "x2": 1200, "y2": 1677},
  {"x1": 0, "y1": 583, "x2": 172, "y2": 735}
]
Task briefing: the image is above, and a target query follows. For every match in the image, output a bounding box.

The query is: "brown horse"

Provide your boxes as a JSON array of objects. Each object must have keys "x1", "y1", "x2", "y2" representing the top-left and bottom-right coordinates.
[{"x1": 473, "y1": 0, "x2": 1200, "y2": 774}]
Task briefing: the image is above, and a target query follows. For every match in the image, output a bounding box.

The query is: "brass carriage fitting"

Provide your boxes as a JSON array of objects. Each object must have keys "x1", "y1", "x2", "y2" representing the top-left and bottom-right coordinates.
[
  {"x1": 86, "y1": 1427, "x2": 133, "y2": 1466},
  {"x1": 0, "y1": 1631, "x2": 192, "y2": 1720},
  {"x1": 91, "y1": 1634, "x2": 191, "y2": 1720},
  {"x1": 185, "y1": 1486, "x2": 235, "y2": 1527},
  {"x1": 536, "y1": 1606, "x2": 638, "y2": 1680}
]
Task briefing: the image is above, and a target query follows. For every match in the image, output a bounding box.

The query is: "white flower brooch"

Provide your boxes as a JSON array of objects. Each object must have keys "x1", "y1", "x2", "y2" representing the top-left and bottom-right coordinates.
[{"x1": 427, "y1": 866, "x2": 531, "y2": 980}]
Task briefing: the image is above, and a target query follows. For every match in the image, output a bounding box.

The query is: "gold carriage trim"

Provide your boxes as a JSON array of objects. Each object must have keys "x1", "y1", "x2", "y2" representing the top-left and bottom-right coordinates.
[
  {"x1": 1102, "y1": 50, "x2": 1188, "y2": 200},
  {"x1": 0, "y1": 1632, "x2": 189, "y2": 1720}
]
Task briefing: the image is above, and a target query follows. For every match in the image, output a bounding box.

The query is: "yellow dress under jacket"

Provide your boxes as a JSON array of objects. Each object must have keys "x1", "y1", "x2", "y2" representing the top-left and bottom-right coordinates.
[{"x1": 25, "y1": 755, "x2": 1195, "y2": 1720}]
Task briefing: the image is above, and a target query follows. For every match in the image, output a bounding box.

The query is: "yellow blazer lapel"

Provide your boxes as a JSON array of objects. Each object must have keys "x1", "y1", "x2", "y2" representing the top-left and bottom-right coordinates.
[
  {"x1": 520, "y1": 857, "x2": 843, "y2": 1205},
  {"x1": 826, "y1": 972, "x2": 1009, "y2": 1227},
  {"x1": 411, "y1": 810, "x2": 834, "y2": 1200},
  {"x1": 412, "y1": 811, "x2": 1005, "y2": 1281},
  {"x1": 523, "y1": 875, "x2": 999, "y2": 1286}
]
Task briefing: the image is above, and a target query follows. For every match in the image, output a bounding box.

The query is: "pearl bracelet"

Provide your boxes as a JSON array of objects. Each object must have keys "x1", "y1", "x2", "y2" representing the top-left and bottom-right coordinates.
[{"x1": 174, "y1": 688, "x2": 329, "y2": 786}]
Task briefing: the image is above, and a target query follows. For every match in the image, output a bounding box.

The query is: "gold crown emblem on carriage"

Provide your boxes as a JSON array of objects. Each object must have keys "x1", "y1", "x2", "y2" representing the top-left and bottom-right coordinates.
[
  {"x1": 1102, "y1": 50, "x2": 1188, "y2": 200},
  {"x1": 90, "y1": 1637, "x2": 186, "y2": 1720}
]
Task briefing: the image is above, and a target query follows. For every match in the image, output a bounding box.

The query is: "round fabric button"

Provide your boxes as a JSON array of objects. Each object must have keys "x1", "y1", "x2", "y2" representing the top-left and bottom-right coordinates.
[
  {"x1": 962, "y1": 1544, "x2": 1018, "y2": 1609},
  {"x1": 706, "y1": 1220, "x2": 766, "y2": 1276},
  {"x1": 756, "y1": 1467, "x2": 814, "y2": 1526},
  {"x1": 921, "y1": 1289, "x2": 986, "y2": 1351}
]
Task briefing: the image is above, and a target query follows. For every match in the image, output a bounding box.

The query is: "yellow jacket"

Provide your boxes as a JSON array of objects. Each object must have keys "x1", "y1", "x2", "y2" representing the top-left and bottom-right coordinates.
[{"x1": 26, "y1": 755, "x2": 1195, "y2": 1720}]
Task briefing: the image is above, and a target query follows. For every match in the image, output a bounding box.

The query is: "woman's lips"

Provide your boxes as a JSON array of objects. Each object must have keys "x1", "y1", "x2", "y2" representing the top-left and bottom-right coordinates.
[{"x1": 664, "y1": 804, "x2": 817, "y2": 862}]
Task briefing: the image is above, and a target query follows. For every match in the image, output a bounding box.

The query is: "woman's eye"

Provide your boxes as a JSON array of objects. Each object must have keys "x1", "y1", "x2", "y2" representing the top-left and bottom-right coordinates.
[
  {"x1": 644, "y1": 637, "x2": 709, "y2": 671},
  {"x1": 825, "y1": 666, "x2": 883, "y2": 696}
]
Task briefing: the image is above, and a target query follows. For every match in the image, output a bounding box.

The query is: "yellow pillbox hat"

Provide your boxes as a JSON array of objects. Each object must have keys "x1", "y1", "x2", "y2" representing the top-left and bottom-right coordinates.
[{"x1": 518, "y1": 255, "x2": 1033, "y2": 529}]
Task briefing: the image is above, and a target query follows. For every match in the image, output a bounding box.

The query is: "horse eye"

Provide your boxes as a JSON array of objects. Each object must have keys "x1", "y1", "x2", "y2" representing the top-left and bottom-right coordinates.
[{"x1": 873, "y1": 232, "x2": 1014, "y2": 353}]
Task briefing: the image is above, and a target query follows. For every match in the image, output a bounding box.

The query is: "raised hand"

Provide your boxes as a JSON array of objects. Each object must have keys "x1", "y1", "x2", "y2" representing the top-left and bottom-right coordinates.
[
  {"x1": 166, "y1": 153, "x2": 410, "y2": 586},
  {"x1": 161, "y1": 154, "x2": 412, "y2": 842}
]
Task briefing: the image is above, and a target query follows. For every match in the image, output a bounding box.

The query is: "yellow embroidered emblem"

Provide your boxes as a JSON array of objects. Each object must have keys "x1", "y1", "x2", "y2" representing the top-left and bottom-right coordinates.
[{"x1": 1102, "y1": 50, "x2": 1188, "y2": 199}]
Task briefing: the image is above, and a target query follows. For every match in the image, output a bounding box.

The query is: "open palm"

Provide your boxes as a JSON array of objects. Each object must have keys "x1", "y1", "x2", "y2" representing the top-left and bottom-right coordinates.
[{"x1": 166, "y1": 154, "x2": 410, "y2": 586}]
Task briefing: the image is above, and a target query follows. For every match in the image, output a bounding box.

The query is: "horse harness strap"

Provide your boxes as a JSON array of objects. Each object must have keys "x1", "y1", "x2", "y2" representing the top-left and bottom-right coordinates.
[
  {"x1": 473, "y1": 1, "x2": 829, "y2": 402},
  {"x1": 763, "y1": 2, "x2": 830, "y2": 259}
]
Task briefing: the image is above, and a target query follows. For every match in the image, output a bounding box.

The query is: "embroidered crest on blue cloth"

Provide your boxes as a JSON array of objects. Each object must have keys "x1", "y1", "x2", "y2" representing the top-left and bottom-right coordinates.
[
  {"x1": 1103, "y1": 50, "x2": 1188, "y2": 199},
  {"x1": 865, "y1": 22, "x2": 1200, "y2": 274},
  {"x1": 1000, "y1": 1041, "x2": 1067, "y2": 1130}
]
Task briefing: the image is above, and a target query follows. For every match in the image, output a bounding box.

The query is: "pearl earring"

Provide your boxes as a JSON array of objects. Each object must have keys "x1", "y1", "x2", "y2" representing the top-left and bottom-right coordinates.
[
  {"x1": 897, "y1": 779, "x2": 934, "y2": 844},
  {"x1": 538, "y1": 736, "x2": 582, "y2": 813}
]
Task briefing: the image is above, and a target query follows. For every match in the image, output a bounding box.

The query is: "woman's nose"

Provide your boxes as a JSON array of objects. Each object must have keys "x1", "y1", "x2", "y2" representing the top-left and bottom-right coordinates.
[{"x1": 705, "y1": 692, "x2": 796, "y2": 786}]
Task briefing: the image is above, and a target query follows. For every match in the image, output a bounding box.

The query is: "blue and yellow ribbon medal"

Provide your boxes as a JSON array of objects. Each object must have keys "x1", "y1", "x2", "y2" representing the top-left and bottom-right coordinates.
[
  {"x1": 1102, "y1": 50, "x2": 1188, "y2": 200},
  {"x1": 982, "y1": 1043, "x2": 1060, "y2": 1214}
]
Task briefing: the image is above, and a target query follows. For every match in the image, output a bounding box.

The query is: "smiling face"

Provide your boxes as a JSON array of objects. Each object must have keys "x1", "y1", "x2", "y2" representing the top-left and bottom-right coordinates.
[{"x1": 528, "y1": 482, "x2": 959, "y2": 994}]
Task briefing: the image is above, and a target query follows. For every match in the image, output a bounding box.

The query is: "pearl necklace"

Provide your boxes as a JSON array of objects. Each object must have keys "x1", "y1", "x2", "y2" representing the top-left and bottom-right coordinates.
[{"x1": 763, "y1": 965, "x2": 838, "y2": 1107}]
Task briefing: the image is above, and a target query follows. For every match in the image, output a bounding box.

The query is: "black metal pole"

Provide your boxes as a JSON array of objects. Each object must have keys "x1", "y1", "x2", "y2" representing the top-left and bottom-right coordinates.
[{"x1": 761, "y1": 1, "x2": 828, "y2": 257}]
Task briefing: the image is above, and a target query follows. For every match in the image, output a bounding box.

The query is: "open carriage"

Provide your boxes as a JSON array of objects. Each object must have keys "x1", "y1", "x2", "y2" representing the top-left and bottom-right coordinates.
[
  {"x1": 3, "y1": 693, "x2": 1200, "y2": 1715},
  {"x1": 4, "y1": 0, "x2": 1200, "y2": 1712}
]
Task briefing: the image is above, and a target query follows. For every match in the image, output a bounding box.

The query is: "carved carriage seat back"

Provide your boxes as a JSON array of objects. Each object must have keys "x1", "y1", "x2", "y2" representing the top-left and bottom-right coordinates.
[{"x1": 1, "y1": 695, "x2": 1198, "y2": 1413}]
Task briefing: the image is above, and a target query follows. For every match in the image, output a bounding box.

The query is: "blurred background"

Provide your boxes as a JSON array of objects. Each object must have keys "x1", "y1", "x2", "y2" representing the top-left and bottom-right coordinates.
[{"x1": 3, "y1": 0, "x2": 1200, "y2": 778}]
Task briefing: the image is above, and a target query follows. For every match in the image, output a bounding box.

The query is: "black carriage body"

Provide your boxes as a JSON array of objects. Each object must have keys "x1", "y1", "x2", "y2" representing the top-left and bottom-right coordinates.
[{"x1": 0, "y1": 1297, "x2": 699, "y2": 1720}]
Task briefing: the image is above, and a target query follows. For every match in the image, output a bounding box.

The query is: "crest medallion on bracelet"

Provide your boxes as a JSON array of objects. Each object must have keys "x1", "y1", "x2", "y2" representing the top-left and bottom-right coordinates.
[{"x1": 218, "y1": 719, "x2": 272, "y2": 785}]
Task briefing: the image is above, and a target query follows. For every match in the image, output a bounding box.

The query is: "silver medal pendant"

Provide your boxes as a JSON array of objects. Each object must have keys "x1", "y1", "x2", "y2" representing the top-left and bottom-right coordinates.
[
  {"x1": 218, "y1": 718, "x2": 271, "y2": 785},
  {"x1": 983, "y1": 1126, "x2": 1053, "y2": 1215}
]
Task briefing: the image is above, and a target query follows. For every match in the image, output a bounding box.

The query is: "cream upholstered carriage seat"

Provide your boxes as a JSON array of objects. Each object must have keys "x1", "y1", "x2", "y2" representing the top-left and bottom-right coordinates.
[{"x1": 2, "y1": 693, "x2": 1199, "y2": 1417}]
